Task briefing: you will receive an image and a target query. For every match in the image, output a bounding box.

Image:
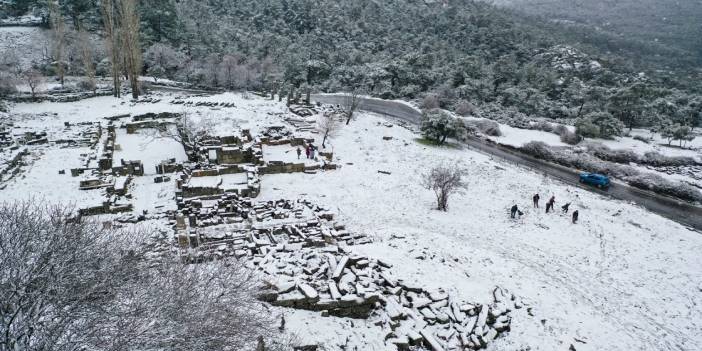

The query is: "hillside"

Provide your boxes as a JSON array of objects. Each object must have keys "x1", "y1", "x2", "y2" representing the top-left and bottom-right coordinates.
[{"x1": 490, "y1": 0, "x2": 702, "y2": 68}]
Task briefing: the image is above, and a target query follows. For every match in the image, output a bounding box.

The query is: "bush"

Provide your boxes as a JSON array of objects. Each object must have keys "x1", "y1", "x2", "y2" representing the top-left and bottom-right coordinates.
[
  {"x1": 643, "y1": 151, "x2": 699, "y2": 167},
  {"x1": 559, "y1": 130, "x2": 581, "y2": 145},
  {"x1": 0, "y1": 72, "x2": 17, "y2": 97},
  {"x1": 138, "y1": 80, "x2": 152, "y2": 94},
  {"x1": 586, "y1": 143, "x2": 640, "y2": 164},
  {"x1": 626, "y1": 174, "x2": 702, "y2": 203},
  {"x1": 521, "y1": 141, "x2": 553, "y2": 160},
  {"x1": 420, "y1": 109, "x2": 468, "y2": 144},
  {"x1": 454, "y1": 100, "x2": 477, "y2": 116},
  {"x1": 77, "y1": 78, "x2": 96, "y2": 92},
  {"x1": 471, "y1": 119, "x2": 502, "y2": 136},
  {"x1": 533, "y1": 120, "x2": 555, "y2": 133},
  {"x1": 633, "y1": 135, "x2": 651, "y2": 144},
  {"x1": 0, "y1": 202, "x2": 283, "y2": 351},
  {"x1": 575, "y1": 117, "x2": 601, "y2": 138},
  {"x1": 421, "y1": 94, "x2": 440, "y2": 110}
]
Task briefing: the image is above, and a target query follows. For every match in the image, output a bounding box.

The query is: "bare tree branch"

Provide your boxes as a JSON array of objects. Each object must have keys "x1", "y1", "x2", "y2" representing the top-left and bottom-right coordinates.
[{"x1": 421, "y1": 163, "x2": 467, "y2": 211}]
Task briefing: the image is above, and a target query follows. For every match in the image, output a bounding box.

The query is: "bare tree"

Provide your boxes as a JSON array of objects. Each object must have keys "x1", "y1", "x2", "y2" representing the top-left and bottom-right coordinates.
[
  {"x1": 316, "y1": 112, "x2": 341, "y2": 148},
  {"x1": 100, "y1": 0, "x2": 121, "y2": 97},
  {"x1": 22, "y1": 69, "x2": 44, "y2": 99},
  {"x1": 118, "y1": 0, "x2": 142, "y2": 99},
  {"x1": 78, "y1": 24, "x2": 96, "y2": 93},
  {"x1": 149, "y1": 111, "x2": 214, "y2": 154},
  {"x1": 344, "y1": 90, "x2": 361, "y2": 125},
  {"x1": 422, "y1": 163, "x2": 467, "y2": 211},
  {"x1": 220, "y1": 54, "x2": 239, "y2": 89},
  {"x1": 0, "y1": 201, "x2": 284, "y2": 351},
  {"x1": 48, "y1": 0, "x2": 65, "y2": 87}
]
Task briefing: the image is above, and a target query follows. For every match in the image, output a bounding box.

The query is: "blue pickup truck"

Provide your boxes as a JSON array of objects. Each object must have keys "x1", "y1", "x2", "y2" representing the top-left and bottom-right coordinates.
[{"x1": 579, "y1": 172, "x2": 611, "y2": 188}]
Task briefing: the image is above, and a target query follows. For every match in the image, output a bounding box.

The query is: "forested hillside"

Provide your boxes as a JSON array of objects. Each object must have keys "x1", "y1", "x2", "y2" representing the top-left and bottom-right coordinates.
[
  {"x1": 1, "y1": 0, "x2": 700, "y2": 133},
  {"x1": 491, "y1": 0, "x2": 702, "y2": 68}
]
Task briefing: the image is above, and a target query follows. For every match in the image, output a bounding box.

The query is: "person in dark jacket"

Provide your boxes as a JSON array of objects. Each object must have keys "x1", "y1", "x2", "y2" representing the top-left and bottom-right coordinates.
[
  {"x1": 305, "y1": 145, "x2": 311, "y2": 159},
  {"x1": 533, "y1": 193, "x2": 540, "y2": 208},
  {"x1": 572, "y1": 210, "x2": 579, "y2": 224},
  {"x1": 561, "y1": 203, "x2": 571, "y2": 213},
  {"x1": 296, "y1": 147, "x2": 302, "y2": 159},
  {"x1": 510, "y1": 204, "x2": 519, "y2": 218}
]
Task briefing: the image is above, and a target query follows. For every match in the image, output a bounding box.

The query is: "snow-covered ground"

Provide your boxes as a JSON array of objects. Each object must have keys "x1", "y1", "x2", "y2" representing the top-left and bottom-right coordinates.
[
  {"x1": 596, "y1": 128, "x2": 702, "y2": 161},
  {"x1": 113, "y1": 128, "x2": 187, "y2": 175},
  {"x1": 260, "y1": 114, "x2": 702, "y2": 350},
  {"x1": 2, "y1": 91, "x2": 701, "y2": 350}
]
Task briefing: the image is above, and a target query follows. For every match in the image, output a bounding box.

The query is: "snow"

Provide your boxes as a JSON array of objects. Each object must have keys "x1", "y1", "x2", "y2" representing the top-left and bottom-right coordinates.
[
  {"x1": 259, "y1": 113, "x2": 702, "y2": 350},
  {"x1": 3, "y1": 91, "x2": 702, "y2": 350},
  {"x1": 220, "y1": 173, "x2": 249, "y2": 190},
  {"x1": 113, "y1": 128, "x2": 186, "y2": 175},
  {"x1": 0, "y1": 146, "x2": 105, "y2": 207},
  {"x1": 187, "y1": 175, "x2": 222, "y2": 188},
  {"x1": 593, "y1": 128, "x2": 701, "y2": 161},
  {"x1": 492, "y1": 123, "x2": 568, "y2": 147},
  {"x1": 262, "y1": 144, "x2": 316, "y2": 165}
]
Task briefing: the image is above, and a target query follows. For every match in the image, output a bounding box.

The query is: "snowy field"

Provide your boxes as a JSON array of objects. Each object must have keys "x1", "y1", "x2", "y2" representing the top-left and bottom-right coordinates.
[
  {"x1": 2, "y1": 92, "x2": 701, "y2": 350},
  {"x1": 259, "y1": 114, "x2": 702, "y2": 350}
]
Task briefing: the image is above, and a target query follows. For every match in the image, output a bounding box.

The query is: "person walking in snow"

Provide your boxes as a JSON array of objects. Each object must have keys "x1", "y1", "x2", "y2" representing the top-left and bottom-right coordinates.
[
  {"x1": 561, "y1": 202, "x2": 571, "y2": 213},
  {"x1": 296, "y1": 147, "x2": 302, "y2": 159},
  {"x1": 546, "y1": 195, "x2": 555, "y2": 213},
  {"x1": 533, "y1": 193, "x2": 540, "y2": 208},
  {"x1": 572, "y1": 210, "x2": 579, "y2": 224},
  {"x1": 510, "y1": 204, "x2": 519, "y2": 219},
  {"x1": 305, "y1": 144, "x2": 311, "y2": 159}
]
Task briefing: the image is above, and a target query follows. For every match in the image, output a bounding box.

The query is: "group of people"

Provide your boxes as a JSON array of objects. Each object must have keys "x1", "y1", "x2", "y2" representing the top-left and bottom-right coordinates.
[
  {"x1": 296, "y1": 143, "x2": 317, "y2": 160},
  {"x1": 510, "y1": 193, "x2": 579, "y2": 223}
]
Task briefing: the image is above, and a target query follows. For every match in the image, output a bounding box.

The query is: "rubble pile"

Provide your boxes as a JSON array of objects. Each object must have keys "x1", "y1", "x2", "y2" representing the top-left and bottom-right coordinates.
[
  {"x1": 254, "y1": 244, "x2": 518, "y2": 350},
  {"x1": 173, "y1": 193, "x2": 371, "y2": 258}
]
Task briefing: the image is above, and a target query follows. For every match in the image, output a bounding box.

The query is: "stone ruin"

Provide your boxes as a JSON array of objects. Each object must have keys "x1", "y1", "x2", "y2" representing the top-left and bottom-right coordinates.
[{"x1": 254, "y1": 245, "x2": 519, "y2": 351}]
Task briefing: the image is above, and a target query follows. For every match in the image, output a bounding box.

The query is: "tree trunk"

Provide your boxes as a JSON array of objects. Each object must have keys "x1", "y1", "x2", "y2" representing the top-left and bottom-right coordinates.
[{"x1": 577, "y1": 101, "x2": 585, "y2": 118}]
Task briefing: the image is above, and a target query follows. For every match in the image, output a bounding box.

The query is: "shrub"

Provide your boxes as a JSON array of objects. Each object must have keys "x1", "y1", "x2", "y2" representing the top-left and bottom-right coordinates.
[
  {"x1": 633, "y1": 135, "x2": 651, "y2": 144},
  {"x1": 521, "y1": 141, "x2": 553, "y2": 160},
  {"x1": 643, "y1": 152, "x2": 699, "y2": 167},
  {"x1": 575, "y1": 118, "x2": 600, "y2": 138},
  {"x1": 421, "y1": 94, "x2": 440, "y2": 110},
  {"x1": 454, "y1": 100, "x2": 476, "y2": 116},
  {"x1": 559, "y1": 130, "x2": 581, "y2": 145},
  {"x1": 589, "y1": 112, "x2": 625, "y2": 139},
  {"x1": 626, "y1": 174, "x2": 702, "y2": 203},
  {"x1": 0, "y1": 71, "x2": 17, "y2": 97},
  {"x1": 420, "y1": 109, "x2": 468, "y2": 144},
  {"x1": 472, "y1": 119, "x2": 502, "y2": 136},
  {"x1": 533, "y1": 120, "x2": 555, "y2": 133},
  {"x1": 586, "y1": 143, "x2": 640, "y2": 164},
  {"x1": 77, "y1": 78, "x2": 96, "y2": 92},
  {"x1": 0, "y1": 202, "x2": 283, "y2": 351}
]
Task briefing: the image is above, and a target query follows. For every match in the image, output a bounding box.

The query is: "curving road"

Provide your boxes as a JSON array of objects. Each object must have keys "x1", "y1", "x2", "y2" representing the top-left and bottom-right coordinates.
[{"x1": 312, "y1": 94, "x2": 702, "y2": 232}]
